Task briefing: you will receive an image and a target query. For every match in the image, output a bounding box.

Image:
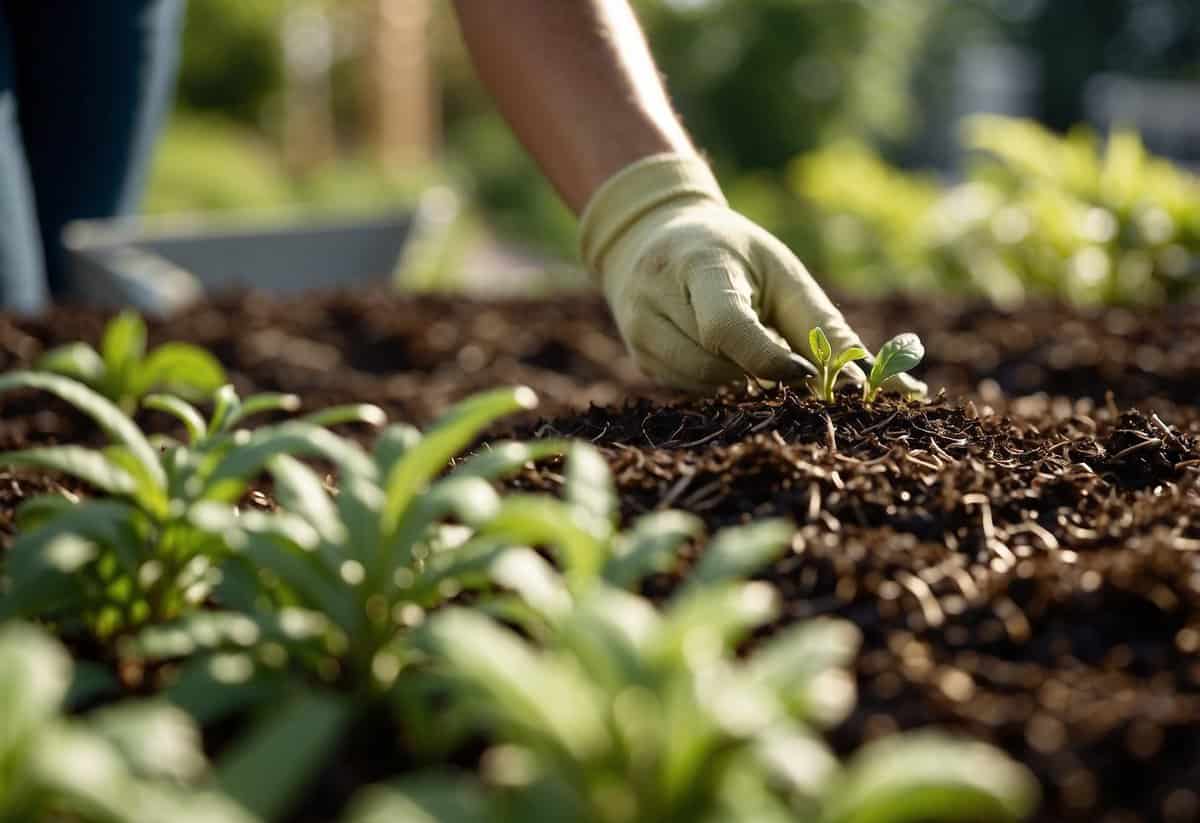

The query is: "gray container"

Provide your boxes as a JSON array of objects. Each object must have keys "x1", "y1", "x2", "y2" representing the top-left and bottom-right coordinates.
[{"x1": 61, "y1": 190, "x2": 457, "y2": 315}]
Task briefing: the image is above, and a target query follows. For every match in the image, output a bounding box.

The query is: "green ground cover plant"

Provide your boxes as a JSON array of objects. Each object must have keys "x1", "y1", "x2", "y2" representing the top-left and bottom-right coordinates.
[
  {"x1": 36, "y1": 311, "x2": 226, "y2": 413},
  {"x1": 0, "y1": 621, "x2": 254, "y2": 823},
  {"x1": 346, "y1": 516, "x2": 1037, "y2": 823},
  {"x1": 0, "y1": 373, "x2": 382, "y2": 641}
]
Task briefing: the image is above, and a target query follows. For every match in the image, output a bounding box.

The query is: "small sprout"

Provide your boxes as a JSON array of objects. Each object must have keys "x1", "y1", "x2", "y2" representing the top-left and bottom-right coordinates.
[
  {"x1": 864, "y1": 332, "x2": 925, "y2": 403},
  {"x1": 808, "y1": 327, "x2": 867, "y2": 403}
]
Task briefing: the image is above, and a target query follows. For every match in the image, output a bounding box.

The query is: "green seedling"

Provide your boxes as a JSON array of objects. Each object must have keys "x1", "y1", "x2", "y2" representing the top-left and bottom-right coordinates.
[
  {"x1": 0, "y1": 621, "x2": 254, "y2": 823},
  {"x1": 0, "y1": 373, "x2": 383, "y2": 640},
  {"x1": 863, "y1": 332, "x2": 924, "y2": 403},
  {"x1": 36, "y1": 310, "x2": 226, "y2": 412},
  {"x1": 808, "y1": 326, "x2": 867, "y2": 402}
]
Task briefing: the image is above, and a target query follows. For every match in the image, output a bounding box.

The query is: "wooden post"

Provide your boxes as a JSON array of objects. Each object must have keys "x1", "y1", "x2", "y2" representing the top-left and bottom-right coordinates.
[{"x1": 362, "y1": 0, "x2": 438, "y2": 171}]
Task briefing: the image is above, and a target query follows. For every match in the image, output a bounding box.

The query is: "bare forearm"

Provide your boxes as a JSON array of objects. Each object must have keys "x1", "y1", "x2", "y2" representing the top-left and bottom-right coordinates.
[{"x1": 452, "y1": 0, "x2": 695, "y2": 212}]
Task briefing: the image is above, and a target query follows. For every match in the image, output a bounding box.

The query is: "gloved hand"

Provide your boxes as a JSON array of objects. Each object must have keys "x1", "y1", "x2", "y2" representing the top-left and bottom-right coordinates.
[{"x1": 580, "y1": 152, "x2": 926, "y2": 397}]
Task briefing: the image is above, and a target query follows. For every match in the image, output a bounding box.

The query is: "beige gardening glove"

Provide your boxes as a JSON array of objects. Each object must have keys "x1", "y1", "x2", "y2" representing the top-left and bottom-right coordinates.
[{"x1": 581, "y1": 152, "x2": 927, "y2": 396}]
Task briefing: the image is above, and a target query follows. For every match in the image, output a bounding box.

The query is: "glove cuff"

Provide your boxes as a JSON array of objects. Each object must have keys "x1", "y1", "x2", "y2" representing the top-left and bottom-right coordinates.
[{"x1": 579, "y1": 152, "x2": 726, "y2": 274}]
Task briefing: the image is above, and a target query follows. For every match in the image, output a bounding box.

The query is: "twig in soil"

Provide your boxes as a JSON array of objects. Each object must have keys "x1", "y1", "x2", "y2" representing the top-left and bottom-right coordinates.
[
  {"x1": 824, "y1": 413, "x2": 837, "y2": 453},
  {"x1": 1110, "y1": 437, "x2": 1163, "y2": 461},
  {"x1": 859, "y1": 410, "x2": 899, "y2": 436},
  {"x1": 896, "y1": 570, "x2": 945, "y2": 628},
  {"x1": 656, "y1": 470, "x2": 695, "y2": 510},
  {"x1": 1007, "y1": 521, "x2": 1060, "y2": 552},
  {"x1": 1150, "y1": 413, "x2": 1184, "y2": 449}
]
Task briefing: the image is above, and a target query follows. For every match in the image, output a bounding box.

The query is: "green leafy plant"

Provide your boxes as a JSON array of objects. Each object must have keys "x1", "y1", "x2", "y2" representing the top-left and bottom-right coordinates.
[
  {"x1": 793, "y1": 117, "x2": 1200, "y2": 306},
  {"x1": 863, "y1": 333, "x2": 925, "y2": 403},
  {"x1": 0, "y1": 372, "x2": 382, "y2": 640},
  {"x1": 134, "y1": 400, "x2": 762, "y2": 821},
  {"x1": 0, "y1": 621, "x2": 255, "y2": 823},
  {"x1": 131, "y1": 387, "x2": 585, "y2": 820},
  {"x1": 808, "y1": 327, "x2": 867, "y2": 403},
  {"x1": 346, "y1": 536, "x2": 1037, "y2": 823},
  {"x1": 36, "y1": 310, "x2": 227, "y2": 413}
]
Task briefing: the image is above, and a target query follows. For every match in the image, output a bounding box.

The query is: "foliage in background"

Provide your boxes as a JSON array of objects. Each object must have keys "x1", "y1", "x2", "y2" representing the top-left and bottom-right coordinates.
[
  {"x1": 789, "y1": 115, "x2": 1200, "y2": 305},
  {"x1": 0, "y1": 622, "x2": 253, "y2": 823}
]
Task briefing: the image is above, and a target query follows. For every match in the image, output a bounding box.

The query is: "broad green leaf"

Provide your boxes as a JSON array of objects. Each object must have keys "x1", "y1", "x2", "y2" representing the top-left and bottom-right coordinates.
[
  {"x1": 831, "y1": 345, "x2": 868, "y2": 375},
  {"x1": 756, "y1": 727, "x2": 841, "y2": 800},
  {"x1": 89, "y1": 701, "x2": 206, "y2": 782},
  {"x1": 384, "y1": 475, "x2": 500, "y2": 579},
  {"x1": 299, "y1": 403, "x2": 387, "y2": 429},
  {"x1": 216, "y1": 689, "x2": 352, "y2": 822},
  {"x1": 0, "y1": 371, "x2": 164, "y2": 488},
  {"x1": 373, "y1": 424, "x2": 422, "y2": 478},
  {"x1": 133, "y1": 342, "x2": 227, "y2": 400},
  {"x1": 29, "y1": 724, "x2": 137, "y2": 820},
  {"x1": 0, "y1": 536, "x2": 93, "y2": 622},
  {"x1": 603, "y1": 510, "x2": 702, "y2": 589},
  {"x1": 478, "y1": 495, "x2": 606, "y2": 590},
  {"x1": 684, "y1": 519, "x2": 794, "y2": 590},
  {"x1": 563, "y1": 443, "x2": 617, "y2": 535},
  {"x1": 404, "y1": 536, "x2": 513, "y2": 607},
  {"x1": 449, "y1": 439, "x2": 568, "y2": 482},
  {"x1": 809, "y1": 327, "x2": 832, "y2": 365},
  {"x1": 227, "y1": 392, "x2": 301, "y2": 428},
  {"x1": 821, "y1": 732, "x2": 1038, "y2": 823},
  {"x1": 344, "y1": 775, "x2": 490, "y2": 823},
  {"x1": 143, "y1": 394, "x2": 207, "y2": 443},
  {"x1": 204, "y1": 423, "x2": 374, "y2": 502},
  {"x1": 102, "y1": 444, "x2": 169, "y2": 516},
  {"x1": 268, "y1": 454, "x2": 345, "y2": 547},
  {"x1": 869, "y1": 333, "x2": 924, "y2": 388},
  {"x1": 748, "y1": 619, "x2": 861, "y2": 728},
  {"x1": 13, "y1": 492, "x2": 80, "y2": 531},
  {"x1": 36, "y1": 342, "x2": 106, "y2": 386},
  {"x1": 380, "y1": 386, "x2": 538, "y2": 535},
  {"x1": 207, "y1": 384, "x2": 242, "y2": 435},
  {"x1": 658, "y1": 582, "x2": 779, "y2": 666},
  {"x1": 233, "y1": 530, "x2": 359, "y2": 636},
  {"x1": 0, "y1": 446, "x2": 136, "y2": 496},
  {"x1": 6, "y1": 500, "x2": 141, "y2": 585},
  {"x1": 100, "y1": 310, "x2": 148, "y2": 385},
  {"x1": 490, "y1": 548, "x2": 572, "y2": 619},
  {"x1": 0, "y1": 622, "x2": 72, "y2": 752},
  {"x1": 421, "y1": 608, "x2": 608, "y2": 760}
]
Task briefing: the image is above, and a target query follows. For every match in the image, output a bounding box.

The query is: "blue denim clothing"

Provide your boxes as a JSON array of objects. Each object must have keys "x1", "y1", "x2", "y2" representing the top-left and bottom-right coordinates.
[{"x1": 0, "y1": 0, "x2": 185, "y2": 312}]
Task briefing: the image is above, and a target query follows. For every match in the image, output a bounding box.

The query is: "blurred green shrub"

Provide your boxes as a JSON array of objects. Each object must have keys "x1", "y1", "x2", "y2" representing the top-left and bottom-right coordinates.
[
  {"x1": 144, "y1": 117, "x2": 296, "y2": 214},
  {"x1": 176, "y1": 0, "x2": 288, "y2": 125},
  {"x1": 789, "y1": 115, "x2": 1200, "y2": 305}
]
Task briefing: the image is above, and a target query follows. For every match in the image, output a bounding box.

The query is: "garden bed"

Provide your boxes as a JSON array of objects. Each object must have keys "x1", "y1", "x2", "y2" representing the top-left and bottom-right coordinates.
[{"x1": 2, "y1": 288, "x2": 1199, "y2": 823}]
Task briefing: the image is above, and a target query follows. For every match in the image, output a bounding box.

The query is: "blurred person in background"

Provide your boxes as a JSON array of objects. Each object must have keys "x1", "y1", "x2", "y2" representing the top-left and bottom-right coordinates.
[
  {"x1": 0, "y1": 0, "x2": 921, "y2": 398},
  {"x1": 0, "y1": 1, "x2": 185, "y2": 313}
]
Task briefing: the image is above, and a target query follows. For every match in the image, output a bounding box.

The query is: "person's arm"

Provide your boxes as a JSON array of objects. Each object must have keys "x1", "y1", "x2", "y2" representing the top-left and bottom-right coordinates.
[
  {"x1": 451, "y1": 0, "x2": 692, "y2": 211},
  {"x1": 451, "y1": 0, "x2": 926, "y2": 398}
]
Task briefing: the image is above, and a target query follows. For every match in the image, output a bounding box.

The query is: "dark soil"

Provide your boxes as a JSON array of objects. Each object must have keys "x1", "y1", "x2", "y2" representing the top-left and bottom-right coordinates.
[{"x1": 2, "y1": 288, "x2": 1200, "y2": 823}]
